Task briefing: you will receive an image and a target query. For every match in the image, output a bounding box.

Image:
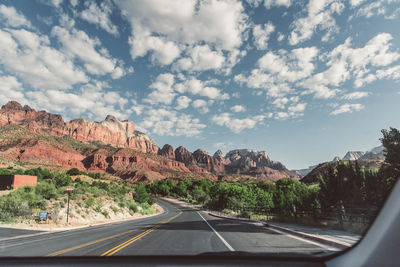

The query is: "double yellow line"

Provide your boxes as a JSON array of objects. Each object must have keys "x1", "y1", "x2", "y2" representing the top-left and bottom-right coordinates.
[
  {"x1": 46, "y1": 210, "x2": 182, "y2": 257},
  {"x1": 101, "y1": 211, "x2": 182, "y2": 256}
]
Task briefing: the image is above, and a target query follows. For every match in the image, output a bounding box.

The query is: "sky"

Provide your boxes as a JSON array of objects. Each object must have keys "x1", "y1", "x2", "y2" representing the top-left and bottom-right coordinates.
[{"x1": 0, "y1": 0, "x2": 399, "y2": 169}]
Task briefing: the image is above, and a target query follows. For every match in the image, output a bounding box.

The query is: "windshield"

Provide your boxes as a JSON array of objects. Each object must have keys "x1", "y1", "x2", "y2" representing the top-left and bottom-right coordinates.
[{"x1": 0, "y1": 0, "x2": 399, "y2": 259}]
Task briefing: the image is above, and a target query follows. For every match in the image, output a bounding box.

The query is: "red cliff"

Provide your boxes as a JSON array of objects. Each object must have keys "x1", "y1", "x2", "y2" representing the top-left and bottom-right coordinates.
[{"x1": 0, "y1": 101, "x2": 158, "y2": 154}]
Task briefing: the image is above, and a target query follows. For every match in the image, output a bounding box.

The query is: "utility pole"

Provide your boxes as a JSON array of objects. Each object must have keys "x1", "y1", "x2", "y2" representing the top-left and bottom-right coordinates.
[{"x1": 65, "y1": 187, "x2": 74, "y2": 224}]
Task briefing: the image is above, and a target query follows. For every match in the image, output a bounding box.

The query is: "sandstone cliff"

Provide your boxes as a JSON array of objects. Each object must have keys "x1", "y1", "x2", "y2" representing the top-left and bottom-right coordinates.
[{"x1": 0, "y1": 101, "x2": 158, "y2": 154}]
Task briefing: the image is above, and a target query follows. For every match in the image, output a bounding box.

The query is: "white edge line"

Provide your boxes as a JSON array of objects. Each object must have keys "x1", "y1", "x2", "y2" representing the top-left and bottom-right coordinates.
[
  {"x1": 197, "y1": 211, "x2": 235, "y2": 252},
  {"x1": 267, "y1": 227, "x2": 340, "y2": 251}
]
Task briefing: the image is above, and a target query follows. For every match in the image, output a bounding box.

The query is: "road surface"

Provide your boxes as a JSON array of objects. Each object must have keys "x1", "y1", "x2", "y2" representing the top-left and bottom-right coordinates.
[{"x1": 0, "y1": 199, "x2": 337, "y2": 257}]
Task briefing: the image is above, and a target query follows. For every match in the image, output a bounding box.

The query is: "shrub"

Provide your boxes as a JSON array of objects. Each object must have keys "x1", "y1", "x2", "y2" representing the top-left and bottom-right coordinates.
[
  {"x1": 110, "y1": 206, "x2": 119, "y2": 214},
  {"x1": 134, "y1": 184, "x2": 149, "y2": 204},
  {"x1": 101, "y1": 210, "x2": 109, "y2": 218},
  {"x1": 52, "y1": 173, "x2": 72, "y2": 187},
  {"x1": 35, "y1": 182, "x2": 58, "y2": 200},
  {"x1": 66, "y1": 168, "x2": 81, "y2": 176},
  {"x1": 128, "y1": 200, "x2": 138, "y2": 213},
  {"x1": 86, "y1": 197, "x2": 95, "y2": 208}
]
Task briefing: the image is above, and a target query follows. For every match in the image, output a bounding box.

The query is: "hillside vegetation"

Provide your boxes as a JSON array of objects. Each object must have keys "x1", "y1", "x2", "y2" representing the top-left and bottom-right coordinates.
[{"x1": 0, "y1": 167, "x2": 156, "y2": 224}]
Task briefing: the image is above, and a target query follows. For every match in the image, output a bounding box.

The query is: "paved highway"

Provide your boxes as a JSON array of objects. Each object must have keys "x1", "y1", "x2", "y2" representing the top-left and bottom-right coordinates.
[{"x1": 0, "y1": 199, "x2": 337, "y2": 257}]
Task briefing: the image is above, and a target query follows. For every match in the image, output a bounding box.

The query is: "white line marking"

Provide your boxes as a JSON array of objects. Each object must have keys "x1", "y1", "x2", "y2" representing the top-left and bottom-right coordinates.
[
  {"x1": 267, "y1": 227, "x2": 340, "y2": 251},
  {"x1": 197, "y1": 211, "x2": 235, "y2": 252}
]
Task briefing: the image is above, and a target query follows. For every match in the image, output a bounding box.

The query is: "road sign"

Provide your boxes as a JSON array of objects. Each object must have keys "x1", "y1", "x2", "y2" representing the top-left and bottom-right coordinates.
[{"x1": 39, "y1": 212, "x2": 48, "y2": 219}]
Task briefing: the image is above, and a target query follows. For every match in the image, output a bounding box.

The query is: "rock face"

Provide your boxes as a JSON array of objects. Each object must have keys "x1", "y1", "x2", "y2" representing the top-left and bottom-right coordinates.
[
  {"x1": 359, "y1": 146, "x2": 385, "y2": 160},
  {"x1": 84, "y1": 148, "x2": 190, "y2": 181},
  {"x1": 298, "y1": 145, "x2": 386, "y2": 178},
  {"x1": 172, "y1": 147, "x2": 299, "y2": 181},
  {"x1": 342, "y1": 151, "x2": 365, "y2": 161},
  {"x1": 0, "y1": 101, "x2": 158, "y2": 154},
  {"x1": 158, "y1": 144, "x2": 175, "y2": 160},
  {"x1": 175, "y1": 146, "x2": 195, "y2": 166},
  {"x1": 0, "y1": 101, "x2": 300, "y2": 182}
]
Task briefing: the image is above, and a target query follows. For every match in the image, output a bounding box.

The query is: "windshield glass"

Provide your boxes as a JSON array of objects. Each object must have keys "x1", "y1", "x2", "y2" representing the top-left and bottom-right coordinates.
[{"x1": 0, "y1": 0, "x2": 399, "y2": 258}]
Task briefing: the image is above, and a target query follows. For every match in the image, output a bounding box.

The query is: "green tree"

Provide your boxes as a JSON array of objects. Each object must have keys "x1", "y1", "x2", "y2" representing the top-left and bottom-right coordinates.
[
  {"x1": 379, "y1": 127, "x2": 400, "y2": 193},
  {"x1": 134, "y1": 184, "x2": 149, "y2": 204},
  {"x1": 66, "y1": 168, "x2": 81, "y2": 176}
]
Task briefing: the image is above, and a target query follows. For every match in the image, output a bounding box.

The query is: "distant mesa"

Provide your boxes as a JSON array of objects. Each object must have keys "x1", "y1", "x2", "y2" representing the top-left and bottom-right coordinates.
[
  {"x1": 0, "y1": 101, "x2": 158, "y2": 154},
  {"x1": 0, "y1": 100, "x2": 300, "y2": 183}
]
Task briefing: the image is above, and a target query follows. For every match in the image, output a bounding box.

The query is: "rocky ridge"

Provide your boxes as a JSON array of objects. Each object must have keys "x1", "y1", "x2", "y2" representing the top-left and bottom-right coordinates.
[
  {"x1": 0, "y1": 101, "x2": 158, "y2": 154},
  {"x1": 163, "y1": 146, "x2": 300, "y2": 181},
  {"x1": 0, "y1": 101, "x2": 299, "y2": 182},
  {"x1": 293, "y1": 146, "x2": 386, "y2": 176}
]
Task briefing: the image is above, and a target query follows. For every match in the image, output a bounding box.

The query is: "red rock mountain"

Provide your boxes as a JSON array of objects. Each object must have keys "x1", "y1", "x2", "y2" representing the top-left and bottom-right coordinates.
[
  {"x1": 158, "y1": 144, "x2": 175, "y2": 160},
  {"x1": 0, "y1": 101, "x2": 158, "y2": 154},
  {"x1": 0, "y1": 101, "x2": 300, "y2": 182}
]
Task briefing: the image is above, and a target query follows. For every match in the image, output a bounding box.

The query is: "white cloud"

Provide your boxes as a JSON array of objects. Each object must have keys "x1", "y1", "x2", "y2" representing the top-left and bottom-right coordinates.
[
  {"x1": 253, "y1": 22, "x2": 275, "y2": 50},
  {"x1": 272, "y1": 97, "x2": 289, "y2": 109},
  {"x1": 0, "y1": 28, "x2": 88, "y2": 90},
  {"x1": 300, "y1": 33, "x2": 400, "y2": 98},
  {"x1": 330, "y1": 103, "x2": 364, "y2": 115},
  {"x1": 176, "y1": 95, "x2": 191, "y2": 110},
  {"x1": 0, "y1": 75, "x2": 26, "y2": 105},
  {"x1": 288, "y1": 102, "x2": 306, "y2": 113},
  {"x1": 192, "y1": 99, "x2": 207, "y2": 108},
  {"x1": 192, "y1": 99, "x2": 209, "y2": 113},
  {"x1": 0, "y1": 4, "x2": 32, "y2": 28},
  {"x1": 128, "y1": 29, "x2": 181, "y2": 65},
  {"x1": 211, "y1": 113, "x2": 265, "y2": 133},
  {"x1": 70, "y1": 0, "x2": 78, "y2": 7},
  {"x1": 51, "y1": 26, "x2": 121, "y2": 76},
  {"x1": 230, "y1": 105, "x2": 246, "y2": 112},
  {"x1": 145, "y1": 73, "x2": 176, "y2": 105},
  {"x1": 353, "y1": 0, "x2": 400, "y2": 19},
  {"x1": 174, "y1": 44, "x2": 225, "y2": 72},
  {"x1": 175, "y1": 77, "x2": 230, "y2": 100},
  {"x1": 258, "y1": 46, "x2": 319, "y2": 82},
  {"x1": 277, "y1": 32, "x2": 285, "y2": 42},
  {"x1": 22, "y1": 80, "x2": 131, "y2": 121},
  {"x1": 376, "y1": 65, "x2": 400, "y2": 80},
  {"x1": 137, "y1": 108, "x2": 206, "y2": 137},
  {"x1": 350, "y1": 0, "x2": 366, "y2": 7},
  {"x1": 116, "y1": 0, "x2": 248, "y2": 67},
  {"x1": 269, "y1": 98, "x2": 306, "y2": 119},
  {"x1": 264, "y1": 0, "x2": 292, "y2": 9},
  {"x1": 289, "y1": 0, "x2": 344, "y2": 45},
  {"x1": 235, "y1": 46, "x2": 318, "y2": 98},
  {"x1": 80, "y1": 0, "x2": 118, "y2": 36},
  {"x1": 342, "y1": 91, "x2": 370, "y2": 100}
]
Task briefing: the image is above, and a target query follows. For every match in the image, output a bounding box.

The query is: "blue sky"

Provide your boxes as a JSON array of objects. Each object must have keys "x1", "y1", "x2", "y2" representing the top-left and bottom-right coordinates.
[{"x1": 0, "y1": 0, "x2": 399, "y2": 169}]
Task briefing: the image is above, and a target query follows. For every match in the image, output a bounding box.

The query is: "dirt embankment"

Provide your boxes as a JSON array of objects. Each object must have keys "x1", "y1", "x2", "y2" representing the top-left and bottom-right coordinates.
[{"x1": 1, "y1": 203, "x2": 163, "y2": 231}]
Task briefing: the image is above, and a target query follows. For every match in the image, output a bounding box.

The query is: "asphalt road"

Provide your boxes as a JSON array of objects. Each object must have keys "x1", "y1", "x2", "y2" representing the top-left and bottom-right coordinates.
[{"x1": 0, "y1": 199, "x2": 337, "y2": 257}]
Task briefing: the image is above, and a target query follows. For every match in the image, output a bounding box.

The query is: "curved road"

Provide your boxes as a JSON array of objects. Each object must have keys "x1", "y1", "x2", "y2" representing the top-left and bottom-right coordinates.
[{"x1": 0, "y1": 199, "x2": 336, "y2": 257}]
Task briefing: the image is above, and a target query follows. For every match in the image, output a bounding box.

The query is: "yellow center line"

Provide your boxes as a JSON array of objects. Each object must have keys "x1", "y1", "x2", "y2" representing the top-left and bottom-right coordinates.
[
  {"x1": 46, "y1": 228, "x2": 138, "y2": 257},
  {"x1": 46, "y1": 210, "x2": 181, "y2": 257},
  {"x1": 101, "y1": 210, "x2": 182, "y2": 256}
]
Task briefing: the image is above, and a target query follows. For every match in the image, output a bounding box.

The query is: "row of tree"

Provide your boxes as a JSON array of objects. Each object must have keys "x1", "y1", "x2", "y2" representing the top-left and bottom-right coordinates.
[{"x1": 145, "y1": 128, "x2": 400, "y2": 220}]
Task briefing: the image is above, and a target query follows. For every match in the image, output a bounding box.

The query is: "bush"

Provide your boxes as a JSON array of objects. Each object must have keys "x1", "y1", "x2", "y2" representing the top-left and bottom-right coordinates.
[
  {"x1": 35, "y1": 182, "x2": 58, "y2": 200},
  {"x1": 0, "y1": 195, "x2": 31, "y2": 222},
  {"x1": 66, "y1": 168, "x2": 81, "y2": 176},
  {"x1": 101, "y1": 210, "x2": 110, "y2": 218},
  {"x1": 128, "y1": 200, "x2": 138, "y2": 213},
  {"x1": 86, "y1": 197, "x2": 95, "y2": 208},
  {"x1": 134, "y1": 184, "x2": 149, "y2": 204}
]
